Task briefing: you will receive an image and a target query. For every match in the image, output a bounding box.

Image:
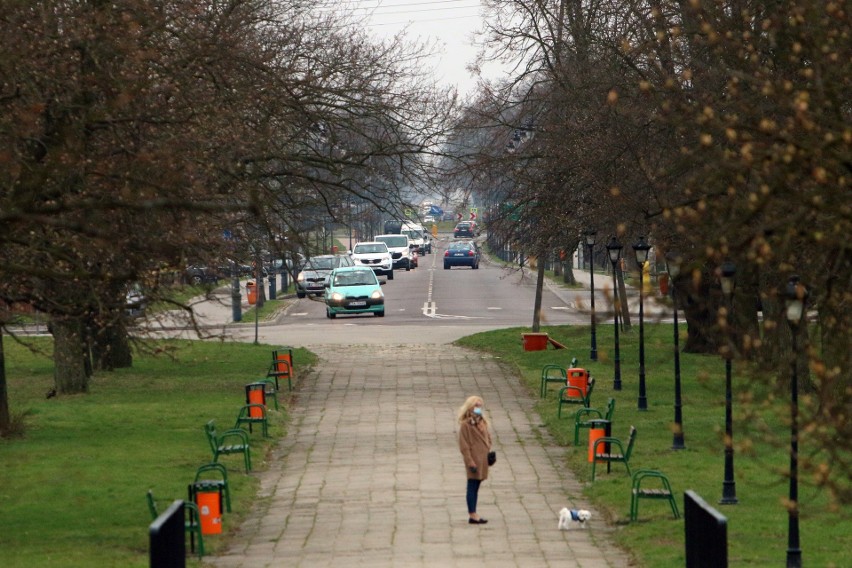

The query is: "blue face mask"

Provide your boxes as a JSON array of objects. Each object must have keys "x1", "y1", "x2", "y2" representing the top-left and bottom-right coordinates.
[{"x1": 473, "y1": 407, "x2": 483, "y2": 416}]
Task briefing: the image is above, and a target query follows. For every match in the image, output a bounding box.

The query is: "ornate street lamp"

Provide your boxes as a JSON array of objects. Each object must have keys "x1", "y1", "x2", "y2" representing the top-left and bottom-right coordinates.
[
  {"x1": 666, "y1": 252, "x2": 685, "y2": 450},
  {"x1": 632, "y1": 236, "x2": 652, "y2": 411},
  {"x1": 719, "y1": 261, "x2": 738, "y2": 505},
  {"x1": 585, "y1": 230, "x2": 598, "y2": 361},
  {"x1": 606, "y1": 236, "x2": 624, "y2": 391},
  {"x1": 784, "y1": 276, "x2": 808, "y2": 568}
]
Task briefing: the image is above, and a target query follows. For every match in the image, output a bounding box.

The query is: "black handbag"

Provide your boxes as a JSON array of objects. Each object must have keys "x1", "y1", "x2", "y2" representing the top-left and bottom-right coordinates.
[{"x1": 487, "y1": 451, "x2": 496, "y2": 466}]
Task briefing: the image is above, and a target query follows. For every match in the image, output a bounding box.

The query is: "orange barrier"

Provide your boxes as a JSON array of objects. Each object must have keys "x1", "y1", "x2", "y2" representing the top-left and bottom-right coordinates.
[{"x1": 522, "y1": 333, "x2": 549, "y2": 351}]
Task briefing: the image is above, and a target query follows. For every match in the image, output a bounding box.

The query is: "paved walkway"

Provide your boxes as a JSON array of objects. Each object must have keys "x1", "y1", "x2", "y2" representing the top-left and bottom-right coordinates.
[{"x1": 206, "y1": 345, "x2": 630, "y2": 567}]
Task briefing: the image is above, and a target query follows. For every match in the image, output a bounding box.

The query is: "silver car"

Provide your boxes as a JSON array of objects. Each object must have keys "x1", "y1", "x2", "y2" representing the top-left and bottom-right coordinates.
[{"x1": 296, "y1": 254, "x2": 355, "y2": 298}]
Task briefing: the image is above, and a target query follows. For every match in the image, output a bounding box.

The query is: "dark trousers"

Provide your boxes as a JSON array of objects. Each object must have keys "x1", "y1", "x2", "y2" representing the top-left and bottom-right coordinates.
[{"x1": 466, "y1": 478, "x2": 482, "y2": 513}]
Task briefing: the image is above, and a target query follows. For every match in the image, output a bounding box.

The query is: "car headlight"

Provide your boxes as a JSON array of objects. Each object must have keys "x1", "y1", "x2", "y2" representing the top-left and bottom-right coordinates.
[
  {"x1": 331, "y1": 292, "x2": 343, "y2": 302},
  {"x1": 297, "y1": 272, "x2": 305, "y2": 282},
  {"x1": 370, "y1": 289, "x2": 383, "y2": 300}
]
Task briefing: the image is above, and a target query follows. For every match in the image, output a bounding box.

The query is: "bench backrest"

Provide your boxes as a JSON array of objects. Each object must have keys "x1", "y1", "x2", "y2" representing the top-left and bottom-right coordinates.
[
  {"x1": 605, "y1": 398, "x2": 616, "y2": 421},
  {"x1": 624, "y1": 426, "x2": 637, "y2": 460},
  {"x1": 205, "y1": 421, "x2": 218, "y2": 452},
  {"x1": 195, "y1": 462, "x2": 228, "y2": 485}
]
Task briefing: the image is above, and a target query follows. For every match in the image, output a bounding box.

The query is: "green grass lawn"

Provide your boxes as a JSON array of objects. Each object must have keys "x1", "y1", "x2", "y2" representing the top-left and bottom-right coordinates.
[
  {"x1": 1, "y1": 323, "x2": 846, "y2": 566},
  {"x1": 0, "y1": 338, "x2": 315, "y2": 567},
  {"x1": 456, "y1": 324, "x2": 847, "y2": 567}
]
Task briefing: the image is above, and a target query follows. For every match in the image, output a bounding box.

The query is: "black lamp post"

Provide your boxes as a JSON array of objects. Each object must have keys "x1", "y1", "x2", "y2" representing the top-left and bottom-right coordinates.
[
  {"x1": 585, "y1": 230, "x2": 598, "y2": 361},
  {"x1": 784, "y1": 276, "x2": 807, "y2": 568},
  {"x1": 633, "y1": 236, "x2": 652, "y2": 411},
  {"x1": 606, "y1": 236, "x2": 624, "y2": 391},
  {"x1": 719, "y1": 261, "x2": 738, "y2": 505},
  {"x1": 667, "y1": 252, "x2": 685, "y2": 450}
]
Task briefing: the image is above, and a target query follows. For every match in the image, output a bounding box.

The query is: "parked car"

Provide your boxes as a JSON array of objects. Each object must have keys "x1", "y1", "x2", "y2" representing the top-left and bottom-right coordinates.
[
  {"x1": 296, "y1": 254, "x2": 354, "y2": 298},
  {"x1": 185, "y1": 265, "x2": 221, "y2": 285},
  {"x1": 125, "y1": 285, "x2": 147, "y2": 318},
  {"x1": 324, "y1": 266, "x2": 385, "y2": 318},
  {"x1": 453, "y1": 222, "x2": 476, "y2": 238},
  {"x1": 444, "y1": 240, "x2": 480, "y2": 269},
  {"x1": 350, "y1": 241, "x2": 394, "y2": 280},
  {"x1": 373, "y1": 234, "x2": 412, "y2": 271},
  {"x1": 185, "y1": 260, "x2": 257, "y2": 285}
]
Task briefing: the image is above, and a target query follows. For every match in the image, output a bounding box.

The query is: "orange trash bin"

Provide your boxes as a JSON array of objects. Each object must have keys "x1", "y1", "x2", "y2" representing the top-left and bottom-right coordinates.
[
  {"x1": 245, "y1": 383, "x2": 266, "y2": 418},
  {"x1": 588, "y1": 427, "x2": 606, "y2": 463},
  {"x1": 567, "y1": 368, "x2": 590, "y2": 396},
  {"x1": 195, "y1": 488, "x2": 223, "y2": 535},
  {"x1": 246, "y1": 281, "x2": 257, "y2": 305}
]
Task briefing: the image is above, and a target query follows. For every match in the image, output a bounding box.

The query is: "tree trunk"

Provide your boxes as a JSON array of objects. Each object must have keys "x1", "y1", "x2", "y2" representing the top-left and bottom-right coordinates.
[
  {"x1": 532, "y1": 249, "x2": 546, "y2": 332},
  {"x1": 90, "y1": 316, "x2": 132, "y2": 371},
  {"x1": 0, "y1": 331, "x2": 10, "y2": 434},
  {"x1": 52, "y1": 317, "x2": 90, "y2": 394},
  {"x1": 675, "y1": 272, "x2": 719, "y2": 355},
  {"x1": 562, "y1": 261, "x2": 576, "y2": 285}
]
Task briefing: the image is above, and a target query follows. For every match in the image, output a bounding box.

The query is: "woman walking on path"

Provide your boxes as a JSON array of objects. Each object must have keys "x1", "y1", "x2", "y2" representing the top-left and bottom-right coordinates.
[{"x1": 458, "y1": 395, "x2": 493, "y2": 524}]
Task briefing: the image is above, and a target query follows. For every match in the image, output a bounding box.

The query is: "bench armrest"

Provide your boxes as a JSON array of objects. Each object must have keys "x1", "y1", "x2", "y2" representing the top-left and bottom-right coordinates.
[
  {"x1": 575, "y1": 408, "x2": 604, "y2": 421},
  {"x1": 559, "y1": 385, "x2": 585, "y2": 397},
  {"x1": 219, "y1": 428, "x2": 251, "y2": 445}
]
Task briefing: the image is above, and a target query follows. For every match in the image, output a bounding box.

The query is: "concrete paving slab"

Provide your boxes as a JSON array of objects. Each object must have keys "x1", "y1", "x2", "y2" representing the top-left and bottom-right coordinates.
[{"x1": 204, "y1": 345, "x2": 631, "y2": 567}]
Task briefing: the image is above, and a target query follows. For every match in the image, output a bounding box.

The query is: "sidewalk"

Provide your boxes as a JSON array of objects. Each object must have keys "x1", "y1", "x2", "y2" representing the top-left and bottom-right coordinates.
[{"x1": 205, "y1": 345, "x2": 631, "y2": 567}]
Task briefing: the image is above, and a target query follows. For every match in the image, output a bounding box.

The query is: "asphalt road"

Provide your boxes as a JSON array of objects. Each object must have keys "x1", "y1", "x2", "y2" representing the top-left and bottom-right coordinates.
[{"x1": 227, "y1": 236, "x2": 599, "y2": 346}]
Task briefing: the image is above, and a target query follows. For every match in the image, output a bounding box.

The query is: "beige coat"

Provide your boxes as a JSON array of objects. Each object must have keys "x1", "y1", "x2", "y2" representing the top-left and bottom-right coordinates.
[{"x1": 458, "y1": 419, "x2": 492, "y2": 481}]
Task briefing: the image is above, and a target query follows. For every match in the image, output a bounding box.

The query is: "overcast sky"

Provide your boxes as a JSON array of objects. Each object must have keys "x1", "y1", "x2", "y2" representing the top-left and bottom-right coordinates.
[{"x1": 344, "y1": 0, "x2": 492, "y2": 97}]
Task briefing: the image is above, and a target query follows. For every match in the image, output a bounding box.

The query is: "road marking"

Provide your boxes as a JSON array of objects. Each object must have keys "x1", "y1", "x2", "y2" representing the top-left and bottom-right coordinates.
[
  {"x1": 487, "y1": 307, "x2": 502, "y2": 310},
  {"x1": 422, "y1": 302, "x2": 436, "y2": 317},
  {"x1": 291, "y1": 312, "x2": 309, "y2": 316}
]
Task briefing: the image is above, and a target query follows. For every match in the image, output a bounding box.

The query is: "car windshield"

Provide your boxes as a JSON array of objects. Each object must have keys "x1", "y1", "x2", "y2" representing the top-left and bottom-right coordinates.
[
  {"x1": 307, "y1": 257, "x2": 335, "y2": 270},
  {"x1": 449, "y1": 242, "x2": 472, "y2": 251},
  {"x1": 377, "y1": 236, "x2": 407, "y2": 248},
  {"x1": 354, "y1": 244, "x2": 386, "y2": 254},
  {"x1": 334, "y1": 271, "x2": 376, "y2": 286},
  {"x1": 403, "y1": 230, "x2": 422, "y2": 239}
]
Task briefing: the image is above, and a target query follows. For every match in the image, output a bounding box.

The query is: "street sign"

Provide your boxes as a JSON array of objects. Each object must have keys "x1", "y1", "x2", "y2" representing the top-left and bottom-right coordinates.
[
  {"x1": 470, "y1": 211, "x2": 477, "y2": 220},
  {"x1": 456, "y1": 212, "x2": 463, "y2": 221}
]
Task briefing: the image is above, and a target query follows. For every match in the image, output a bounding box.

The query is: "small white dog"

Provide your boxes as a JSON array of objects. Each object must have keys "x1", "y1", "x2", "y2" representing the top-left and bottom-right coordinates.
[{"x1": 558, "y1": 507, "x2": 591, "y2": 530}]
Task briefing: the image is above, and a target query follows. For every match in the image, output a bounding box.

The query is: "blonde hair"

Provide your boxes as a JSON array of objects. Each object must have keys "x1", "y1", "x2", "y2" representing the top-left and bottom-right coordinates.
[{"x1": 457, "y1": 395, "x2": 489, "y2": 426}]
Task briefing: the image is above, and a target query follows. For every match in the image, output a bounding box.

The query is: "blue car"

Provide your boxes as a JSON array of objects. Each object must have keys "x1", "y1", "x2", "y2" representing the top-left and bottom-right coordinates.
[
  {"x1": 324, "y1": 266, "x2": 385, "y2": 318},
  {"x1": 444, "y1": 241, "x2": 480, "y2": 269}
]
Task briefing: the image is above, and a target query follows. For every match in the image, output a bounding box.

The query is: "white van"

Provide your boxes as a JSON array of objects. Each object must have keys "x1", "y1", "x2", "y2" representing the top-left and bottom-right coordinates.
[
  {"x1": 400, "y1": 222, "x2": 431, "y2": 255},
  {"x1": 374, "y1": 234, "x2": 412, "y2": 271}
]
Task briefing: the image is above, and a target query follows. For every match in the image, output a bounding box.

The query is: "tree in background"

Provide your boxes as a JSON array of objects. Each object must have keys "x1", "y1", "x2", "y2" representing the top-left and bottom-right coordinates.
[
  {"x1": 461, "y1": 0, "x2": 849, "y2": 503},
  {"x1": 0, "y1": 0, "x2": 455, "y2": 427}
]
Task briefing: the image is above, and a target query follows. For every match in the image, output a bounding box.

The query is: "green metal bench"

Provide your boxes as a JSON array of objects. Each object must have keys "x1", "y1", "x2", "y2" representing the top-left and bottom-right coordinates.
[
  {"x1": 575, "y1": 397, "x2": 615, "y2": 445},
  {"x1": 630, "y1": 470, "x2": 680, "y2": 521},
  {"x1": 591, "y1": 425, "x2": 636, "y2": 481},
  {"x1": 557, "y1": 376, "x2": 595, "y2": 418},
  {"x1": 540, "y1": 364, "x2": 567, "y2": 398},
  {"x1": 193, "y1": 462, "x2": 232, "y2": 513},
  {"x1": 205, "y1": 420, "x2": 252, "y2": 473},
  {"x1": 234, "y1": 403, "x2": 270, "y2": 438},
  {"x1": 267, "y1": 348, "x2": 295, "y2": 392}
]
